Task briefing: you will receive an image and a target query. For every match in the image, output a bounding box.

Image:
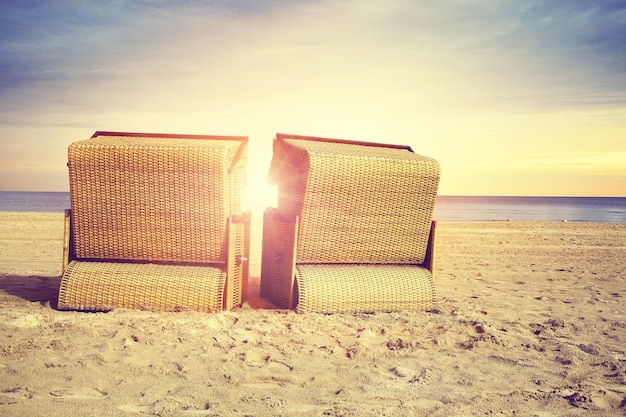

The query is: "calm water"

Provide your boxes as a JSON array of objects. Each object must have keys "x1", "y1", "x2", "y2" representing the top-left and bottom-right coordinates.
[
  {"x1": 0, "y1": 191, "x2": 71, "y2": 213},
  {"x1": 0, "y1": 191, "x2": 624, "y2": 223},
  {"x1": 433, "y1": 195, "x2": 626, "y2": 223}
]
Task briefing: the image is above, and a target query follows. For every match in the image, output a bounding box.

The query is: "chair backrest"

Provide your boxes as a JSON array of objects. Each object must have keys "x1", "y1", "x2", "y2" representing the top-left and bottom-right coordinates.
[
  {"x1": 268, "y1": 133, "x2": 440, "y2": 264},
  {"x1": 68, "y1": 131, "x2": 247, "y2": 264}
]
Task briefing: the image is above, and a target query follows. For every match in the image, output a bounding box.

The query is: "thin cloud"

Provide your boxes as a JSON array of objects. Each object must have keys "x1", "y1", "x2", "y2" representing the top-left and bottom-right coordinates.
[
  {"x1": 366, "y1": 1, "x2": 626, "y2": 110},
  {"x1": 1, "y1": 0, "x2": 625, "y2": 195},
  {"x1": 0, "y1": 1, "x2": 293, "y2": 100},
  {"x1": 2, "y1": 0, "x2": 625, "y2": 115},
  {"x1": 484, "y1": 151, "x2": 626, "y2": 174}
]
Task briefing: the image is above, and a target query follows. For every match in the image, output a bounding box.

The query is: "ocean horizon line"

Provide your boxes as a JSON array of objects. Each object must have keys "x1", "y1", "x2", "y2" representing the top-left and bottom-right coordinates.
[
  {"x1": 1, "y1": 190, "x2": 624, "y2": 199},
  {"x1": 1, "y1": 191, "x2": 624, "y2": 222}
]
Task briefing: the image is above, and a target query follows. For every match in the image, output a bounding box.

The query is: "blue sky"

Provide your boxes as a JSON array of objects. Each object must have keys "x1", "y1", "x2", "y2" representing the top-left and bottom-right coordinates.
[{"x1": 1, "y1": 0, "x2": 625, "y2": 209}]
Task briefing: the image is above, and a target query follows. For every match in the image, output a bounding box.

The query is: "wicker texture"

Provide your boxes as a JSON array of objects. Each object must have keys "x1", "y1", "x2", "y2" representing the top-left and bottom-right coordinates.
[
  {"x1": 261, "y1": 134, "x2": 440, "y2": 313},
  {"x1": 60, "y1": 132, "x2": 249, "y2": 312},
  {"x1": 58, "y1": 261, "x2": 226, "y2": 312},
  {"x1": 271, "y1": 138, "x2": 440, "y2": 264},
  {"x1": 295, "y1": 264, "x2": 435, "y2": 313},
  {"x1": 68, "y1": 136, "x2": 247, "y2": 263}
]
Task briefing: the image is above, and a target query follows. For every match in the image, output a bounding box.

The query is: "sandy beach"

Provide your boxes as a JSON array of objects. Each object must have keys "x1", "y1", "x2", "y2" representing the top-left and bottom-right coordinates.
[{"x1": 0, "y1": 212, "x2": 624, "y2": 416}]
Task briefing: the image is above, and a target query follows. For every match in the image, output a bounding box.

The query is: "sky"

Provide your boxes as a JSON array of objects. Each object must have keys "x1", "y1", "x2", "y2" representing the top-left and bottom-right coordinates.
[{"x1": 1, "y1": 0, "x2": 625, "y2": 212}]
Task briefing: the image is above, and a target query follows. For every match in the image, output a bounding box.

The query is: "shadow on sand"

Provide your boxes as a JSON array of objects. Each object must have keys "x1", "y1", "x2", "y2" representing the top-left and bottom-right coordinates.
[{"x1": 0, "y1": 274, "x2": 61, "y2": 309}]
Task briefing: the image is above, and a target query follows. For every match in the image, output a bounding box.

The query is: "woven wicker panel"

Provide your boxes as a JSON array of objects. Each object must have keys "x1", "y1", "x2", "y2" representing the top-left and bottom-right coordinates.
[
  {"x1": 68, "y1": 136, "x2": 247, "y2": 263},
  {"x1": 58, "y1": 261, "x2": 227, "y2": 312},
  {"x1": 295, "y1": 264, "x2": 435, "y2": 313},
  {"x1": 273, "y1": 138, "x2": 440, "y2": 264}
]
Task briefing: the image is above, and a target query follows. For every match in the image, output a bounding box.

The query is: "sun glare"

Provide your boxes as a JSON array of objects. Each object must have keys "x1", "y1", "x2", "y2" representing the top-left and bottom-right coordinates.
[
  {"x1": 240, "y1": 142, "x2": 277, "y2": 216},
  {"x1": 241, "y1": 180, "x2": 277, "y2": 217}
]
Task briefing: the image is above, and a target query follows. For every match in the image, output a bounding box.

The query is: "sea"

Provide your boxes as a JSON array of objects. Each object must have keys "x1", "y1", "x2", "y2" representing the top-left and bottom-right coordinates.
[{"x1": 0, "y1": 191, "x2": 625, "y2": 223}]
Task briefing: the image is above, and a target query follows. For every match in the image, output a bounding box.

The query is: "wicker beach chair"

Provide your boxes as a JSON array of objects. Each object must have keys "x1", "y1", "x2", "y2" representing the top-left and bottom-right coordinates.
[
  {"x1": 58, "y1": 131, "x2": 250, "y2": 312},
  {"x1": 261, "y1": 133, "x2": 440, "y2": 313}
]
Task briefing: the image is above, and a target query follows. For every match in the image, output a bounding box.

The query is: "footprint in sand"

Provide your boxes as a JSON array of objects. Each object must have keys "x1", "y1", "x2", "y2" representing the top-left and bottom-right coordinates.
[
  {"x1": 0, "y1": 387, "x2": 34, "y2": 404},
  {"x1": 50, "y1": 387, "x2": 107, "y2": 399},
  {"x1": 564, "y1": 389, "x2": 626, "y2": 410},
  {"x1": 118, "y1": 397, "x2": 210, "y2": 414}
]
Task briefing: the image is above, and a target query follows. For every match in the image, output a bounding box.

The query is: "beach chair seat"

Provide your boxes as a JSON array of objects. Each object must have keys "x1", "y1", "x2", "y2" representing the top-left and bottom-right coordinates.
[
  {"x1": 261, "y1": 133, "x2": 440, "y2": 313},
  {"x1": 59, "y1": 261, "x2": 227, "y2": 312},
  {"x1": 58, "y1": 131, "x2": 250, "y2": 312},
  {"x1": 295, "y1": 264, "x2": 435, "y2": 314}
]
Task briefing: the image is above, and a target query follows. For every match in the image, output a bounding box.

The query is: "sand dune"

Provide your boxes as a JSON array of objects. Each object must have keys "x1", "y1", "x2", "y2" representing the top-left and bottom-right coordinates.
[{"x1": 0, "y1": 212, "x2": 625, "y2": 416}]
